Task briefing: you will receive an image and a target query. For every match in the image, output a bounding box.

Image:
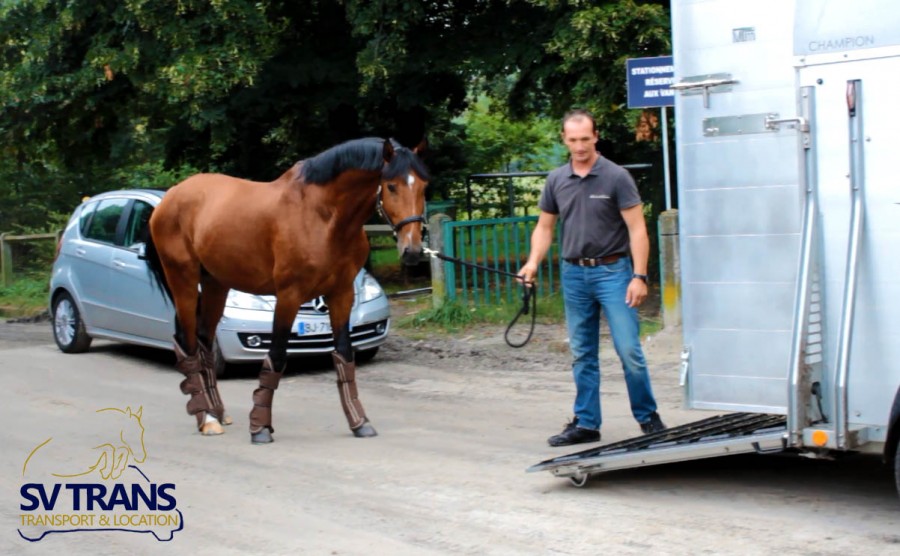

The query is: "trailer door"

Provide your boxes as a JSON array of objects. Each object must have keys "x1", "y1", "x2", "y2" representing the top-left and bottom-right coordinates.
[
  {"x1": 796, "y1": 55, "x2": 900, "y2": 438},
  {"x1": 674, "y1": 0, "x2": 801, "y2": 413}
]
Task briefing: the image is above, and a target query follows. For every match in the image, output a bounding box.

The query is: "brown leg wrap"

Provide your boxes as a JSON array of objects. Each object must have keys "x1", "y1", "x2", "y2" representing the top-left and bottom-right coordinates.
[
  {"x1": 174, "y1": 340, "x2": 225, "y2": 429},
  {"x1": 332, "y1": 352, "x2": 367, "y2": 430},
  {"x1": 196, "y1": 342, "x2": 226, "y2": 419},
  {"x1": 249, "y1": 355, "x2": 282, "y2": 434}
]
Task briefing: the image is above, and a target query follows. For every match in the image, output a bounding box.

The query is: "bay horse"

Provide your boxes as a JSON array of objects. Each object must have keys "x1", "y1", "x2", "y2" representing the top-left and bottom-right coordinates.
[{"x1": 144, "y1": 138, "x2": 429, "y2": 443}]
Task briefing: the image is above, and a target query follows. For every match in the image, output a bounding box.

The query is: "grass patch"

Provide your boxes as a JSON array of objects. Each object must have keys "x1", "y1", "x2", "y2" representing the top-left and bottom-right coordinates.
[
  {"x1": 0, "y1": 273, "x2": 50, "y2": 318},
  {"x1": 640, "y1": 317, "x2": 663, "y2": 337},
  {"x1": 399, "y1": 300, "x2": 475, "y2": 333},
  {"x1": 397, "y1": 292, "x2": 565, "y2": 333},
  {"x1": 396, "y1": 291, "x2": 663, "y2": 338},
  {"x1": 369, "y1": 246, "x2": 400, "y2": 267}
]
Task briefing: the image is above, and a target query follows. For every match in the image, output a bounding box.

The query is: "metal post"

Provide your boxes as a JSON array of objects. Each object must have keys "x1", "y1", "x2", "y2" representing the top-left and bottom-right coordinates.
[
  {"x1": 834, "y1": 80, "x2": 865, "y2": 450},
  {"x1": 661, "y1": 106, "x2": 672, "y2": 211},
  {"x1": 444, "y1": 219, "x2": 457, "y2": 302},
  {"x1": 787, "y1": 87, "x2": 819, "y2": 447}
]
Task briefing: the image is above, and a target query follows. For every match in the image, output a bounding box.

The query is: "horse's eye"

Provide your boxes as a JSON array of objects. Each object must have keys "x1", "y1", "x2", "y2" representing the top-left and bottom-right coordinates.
[{"x1": 387, "y1": 183, "x2": 397, "y2": 193}]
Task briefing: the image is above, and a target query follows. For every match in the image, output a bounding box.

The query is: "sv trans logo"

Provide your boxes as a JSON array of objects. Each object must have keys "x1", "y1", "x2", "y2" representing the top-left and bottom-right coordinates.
[{"x1": 17, "y1": 406, "x2": 183, "y2": 542}]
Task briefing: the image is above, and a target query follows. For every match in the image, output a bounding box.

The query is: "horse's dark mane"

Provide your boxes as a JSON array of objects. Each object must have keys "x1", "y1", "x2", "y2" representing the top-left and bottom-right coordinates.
[{"x1": 299, "y1": 137, "x2": 430, "y2": 185}]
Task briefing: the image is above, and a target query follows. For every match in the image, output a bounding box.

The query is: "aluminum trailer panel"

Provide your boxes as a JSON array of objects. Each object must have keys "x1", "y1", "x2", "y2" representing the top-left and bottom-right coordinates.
[
  {"x1": 530, "y1": 0, "x2": 900, "y2": 487},
  {"x1": 674, "y1": 0, "x2": 900, "y2": 443},
  {"x1": 674, "y1": 0, "x2": 801, "y2": 414}
]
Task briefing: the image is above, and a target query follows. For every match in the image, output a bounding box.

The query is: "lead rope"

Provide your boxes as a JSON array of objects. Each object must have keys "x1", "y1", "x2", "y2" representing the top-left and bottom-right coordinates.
[
  {"x1": 504, "y1": 282, "x2": 536, "y2": 348},
  {"x1": 423, "y1": 247, "x2": 537, "y2": 348}
]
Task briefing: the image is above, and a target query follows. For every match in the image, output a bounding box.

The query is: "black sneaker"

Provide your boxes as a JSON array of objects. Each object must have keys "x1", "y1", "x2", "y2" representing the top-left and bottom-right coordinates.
[
  {"x1": 640, "y1": 412, "x2": 666, "y2": 434},
  {"x1": 547, "y1": 418, "x2": 601, "y2": 447}
]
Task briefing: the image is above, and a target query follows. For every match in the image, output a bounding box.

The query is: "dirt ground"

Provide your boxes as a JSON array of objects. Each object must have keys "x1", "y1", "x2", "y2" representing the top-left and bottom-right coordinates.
[
  {"x1": 5, "y1": 289, "x2": 676, "y2": 379},
  {"x1": 3, "y1": 299, "x2": 899, "y2": 555}
]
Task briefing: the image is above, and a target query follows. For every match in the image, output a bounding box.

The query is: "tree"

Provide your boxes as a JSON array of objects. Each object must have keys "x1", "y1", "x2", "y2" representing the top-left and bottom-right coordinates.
[{"x1": 0, "y1": 0, "x2": 672, "y2": 230}]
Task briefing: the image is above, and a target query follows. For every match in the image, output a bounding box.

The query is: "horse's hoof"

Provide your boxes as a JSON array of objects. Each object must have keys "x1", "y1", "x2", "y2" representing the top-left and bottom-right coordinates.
[
  {"x1": 251, "y1": 429, "x2": 273, "y2": 444},
  {"x1": 221, "y1": 413, "x2": 233, "y2": 426},
  {"x1": 352, "y1": 422, "x2": 378, "y2": 438},
  {"x1": 200, "y1": 420, "x2": 225, "y2": 436}
]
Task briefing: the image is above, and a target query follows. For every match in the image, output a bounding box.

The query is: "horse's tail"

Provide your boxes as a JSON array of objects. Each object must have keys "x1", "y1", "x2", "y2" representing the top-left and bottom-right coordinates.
[{"x1": 141, "y1": 217, "x2": 174, "y2": 306}]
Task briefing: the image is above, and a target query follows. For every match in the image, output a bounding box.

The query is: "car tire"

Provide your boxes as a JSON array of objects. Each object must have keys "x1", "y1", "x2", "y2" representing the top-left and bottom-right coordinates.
[
  {"x1": 212, "y1": 338, "x2": 229, "y2": 379},
  {"x1": 895, "y1": 439, "x2": 900, "y2": 502},
  {"x1": 52, "y1": 291, "x2": 92, "y2": 353},
  {"x1": 355, "y1": 347, "x2": 379, "y2": 365}
]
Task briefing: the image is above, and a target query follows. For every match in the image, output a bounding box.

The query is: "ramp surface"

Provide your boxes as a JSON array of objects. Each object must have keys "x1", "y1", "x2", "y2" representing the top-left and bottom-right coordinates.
[{"x1": 528, "y1": 413, "x2": 787, "y2": 478}]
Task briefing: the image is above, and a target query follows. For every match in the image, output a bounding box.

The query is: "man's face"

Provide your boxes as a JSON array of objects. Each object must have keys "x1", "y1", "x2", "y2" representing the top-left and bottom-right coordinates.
[{"x1": 561, "y1": 117, "x2": 598, "y2": 164}]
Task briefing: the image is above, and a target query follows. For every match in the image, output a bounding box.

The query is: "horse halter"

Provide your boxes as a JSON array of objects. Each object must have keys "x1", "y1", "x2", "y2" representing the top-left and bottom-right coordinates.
[{"x1": 375, "y1": 183, "x2": 427, "y2": 239}]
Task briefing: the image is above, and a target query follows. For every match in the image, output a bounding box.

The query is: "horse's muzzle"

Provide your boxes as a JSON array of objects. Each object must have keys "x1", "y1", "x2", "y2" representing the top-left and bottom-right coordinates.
[{"x1": 401, "y1": 246, "x2": 424, "y2": 266}]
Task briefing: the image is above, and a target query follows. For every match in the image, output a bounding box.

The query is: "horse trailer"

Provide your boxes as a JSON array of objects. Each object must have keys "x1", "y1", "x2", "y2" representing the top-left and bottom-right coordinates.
[{"x1": 530, "y1": 0, "x2": 900, "y2": 498}]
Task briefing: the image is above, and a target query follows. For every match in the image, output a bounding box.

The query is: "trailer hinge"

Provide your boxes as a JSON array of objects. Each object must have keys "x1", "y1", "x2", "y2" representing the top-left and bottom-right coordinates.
[
  {"x1": 765, "y1": 115, "x2": 809, "y2": 132},
  {"x1": 679, "y1": 346, "x2": 691, "y2": 404},
  {"x1": 671, "y1": 73, "x2": 738, "y2": 108}
]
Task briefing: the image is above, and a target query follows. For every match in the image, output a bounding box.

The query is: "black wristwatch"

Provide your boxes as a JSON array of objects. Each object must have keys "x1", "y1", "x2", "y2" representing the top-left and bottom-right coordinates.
[{"x1": 632, "y1": 273, "x2": 648, "y2": 283}]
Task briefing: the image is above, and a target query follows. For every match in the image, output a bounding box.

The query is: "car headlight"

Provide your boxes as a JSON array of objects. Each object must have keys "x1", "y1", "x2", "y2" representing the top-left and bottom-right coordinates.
[
  {"x1": 358, "y1": 273, "x2": 384, "y2": 303},
  {"x1": 225, "y1": 290, "x2": 273, "y2": 311}
]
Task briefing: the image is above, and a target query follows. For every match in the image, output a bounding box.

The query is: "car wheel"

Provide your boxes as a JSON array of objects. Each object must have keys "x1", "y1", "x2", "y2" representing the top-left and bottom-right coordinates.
[
  {"x1": 52, "y1": 292, "x2": 92, "y2": 353},
  {"x1": 895, "y1": 439, "x2": 900, "y2": 502},
  {"x1": 355, "y1": 347, "x2": 379, "y2": 365},
  {"x1": 212, "y1": 338, "x2": 229, "y2": 379}
]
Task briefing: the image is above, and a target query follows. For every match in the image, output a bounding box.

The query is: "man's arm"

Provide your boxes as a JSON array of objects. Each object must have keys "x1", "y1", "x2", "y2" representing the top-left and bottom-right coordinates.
[
  {"x1": 517, "y1": 211, "x2": 558, "y2": 283},
  {"x1": 621, "y1": 203, "x2": 649, "y2": 307}
]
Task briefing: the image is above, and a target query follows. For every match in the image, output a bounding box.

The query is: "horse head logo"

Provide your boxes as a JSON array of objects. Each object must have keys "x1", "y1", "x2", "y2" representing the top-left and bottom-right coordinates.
[{"x1": 23, "y1": 406, "x2": 148, "y2": 481}]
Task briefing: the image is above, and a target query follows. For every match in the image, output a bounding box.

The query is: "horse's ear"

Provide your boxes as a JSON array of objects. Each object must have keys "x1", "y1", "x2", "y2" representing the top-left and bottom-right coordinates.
[
  {"x1": 382, "y1": 139, "x2": 395, "y2": 164},
  {"x1": 134, "y1": 406, "x2": 143, "y2": 419},
  {"x1": 412, "y1": 136, "x2": 428, "y2": 155}
]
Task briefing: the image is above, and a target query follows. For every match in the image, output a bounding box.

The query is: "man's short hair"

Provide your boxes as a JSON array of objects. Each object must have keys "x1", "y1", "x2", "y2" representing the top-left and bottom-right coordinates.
[{"x1": 561, "y1": 109, "x2": 597, "y2": 133}]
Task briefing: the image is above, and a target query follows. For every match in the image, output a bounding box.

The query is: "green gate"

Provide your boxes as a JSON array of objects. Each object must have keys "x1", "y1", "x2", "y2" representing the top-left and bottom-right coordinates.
[{"x1": 442, "y1": 216, "x2": 561, "y2": 306}]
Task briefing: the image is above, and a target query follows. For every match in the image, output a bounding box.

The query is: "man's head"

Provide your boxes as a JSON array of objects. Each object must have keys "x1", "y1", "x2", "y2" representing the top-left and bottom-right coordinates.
[{"x1": 560, "y1": 109, "x2": 599, "y2": 165}]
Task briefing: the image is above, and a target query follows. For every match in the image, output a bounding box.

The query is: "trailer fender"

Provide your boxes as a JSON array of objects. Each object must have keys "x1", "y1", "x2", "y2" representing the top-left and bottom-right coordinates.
[{"x1": 886, "y1": 386, "x2": 900, "y2": 466}]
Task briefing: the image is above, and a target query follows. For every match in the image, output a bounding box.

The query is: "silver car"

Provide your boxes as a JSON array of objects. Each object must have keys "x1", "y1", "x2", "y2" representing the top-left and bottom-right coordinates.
[{"x1": 49, "y1": 189, "x2": 391, "y2": 375}]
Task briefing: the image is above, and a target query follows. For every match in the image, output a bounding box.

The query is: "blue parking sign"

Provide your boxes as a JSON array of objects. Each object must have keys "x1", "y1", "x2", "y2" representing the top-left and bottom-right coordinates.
[{"x1": 626, "y1": 56, "x2": 675, "y2": 108}]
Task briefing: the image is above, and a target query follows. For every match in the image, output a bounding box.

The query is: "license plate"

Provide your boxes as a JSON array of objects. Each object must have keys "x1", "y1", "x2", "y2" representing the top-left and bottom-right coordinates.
[{"x1": 296, "y1": 320, "x2": 332, "y2": 336}]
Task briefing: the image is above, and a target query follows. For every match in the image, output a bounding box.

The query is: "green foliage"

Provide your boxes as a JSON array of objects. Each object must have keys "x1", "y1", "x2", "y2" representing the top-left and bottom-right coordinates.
[
  {"x1": 111, "y1": 161, "x2": 202, "y2": 191},
  {"x1": 0, "y1": 0, "x2": 672, "y2": 239},
  {"x1": 0, "y1": 275, "x2": 49, "y2": 318},
  {"x1": 398, "y1": 300, "x2": 475, "y2": 332},
  {"x1": 398, "y1": 293, "x2": 566, "y2": 333},
  {"x1": 457, "y1": 94, "x2": 562, "y2": 174}
]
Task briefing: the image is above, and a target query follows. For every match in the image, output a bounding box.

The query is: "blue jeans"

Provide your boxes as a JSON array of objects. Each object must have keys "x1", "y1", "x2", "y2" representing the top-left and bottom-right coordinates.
[{"x1": 561, "y1": 258, "x2": 658, "y2": 430}]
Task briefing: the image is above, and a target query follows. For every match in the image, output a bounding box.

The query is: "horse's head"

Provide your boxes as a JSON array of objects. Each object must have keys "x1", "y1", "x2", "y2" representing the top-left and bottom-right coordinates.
[
  {"x1": 119, "y1": 406, "x2": 147, "y2": 464},
  {"x1": 377, "y1": 138, "x2": 430, "y2": 266}
]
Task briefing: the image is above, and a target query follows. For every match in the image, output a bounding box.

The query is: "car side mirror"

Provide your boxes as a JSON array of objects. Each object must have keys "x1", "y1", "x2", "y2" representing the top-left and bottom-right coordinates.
[{"x1": 136, "y1": 243, "x2": 147, "y2": 260}]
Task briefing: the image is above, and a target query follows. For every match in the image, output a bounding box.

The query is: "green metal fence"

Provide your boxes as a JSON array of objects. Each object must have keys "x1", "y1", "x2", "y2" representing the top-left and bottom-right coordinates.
[{"x1": 442, "y1": 216, "x2": 561, "y2": 305}]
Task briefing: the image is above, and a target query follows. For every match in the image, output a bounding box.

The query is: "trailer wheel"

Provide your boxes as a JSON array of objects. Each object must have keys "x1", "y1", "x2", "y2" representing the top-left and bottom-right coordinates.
[{"x1": 569, "y1": 473, "x2": 590, "y2": 488}]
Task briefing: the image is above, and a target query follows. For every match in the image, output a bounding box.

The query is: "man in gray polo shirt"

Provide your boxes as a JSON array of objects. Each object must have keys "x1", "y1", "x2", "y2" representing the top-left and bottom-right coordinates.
[{"x1": 518, "y1": 109, "x2": 666, "y2": 446}]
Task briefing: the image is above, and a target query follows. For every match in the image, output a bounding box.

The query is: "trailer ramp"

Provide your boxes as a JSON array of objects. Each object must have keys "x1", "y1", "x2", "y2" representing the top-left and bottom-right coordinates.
[{"x1": 528, "y1": 413, "x2": 787, "y2": 486}]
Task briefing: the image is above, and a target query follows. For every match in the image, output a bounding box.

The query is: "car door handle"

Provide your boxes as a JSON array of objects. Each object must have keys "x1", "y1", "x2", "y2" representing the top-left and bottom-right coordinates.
[
  {"x1": 75, "y1": 248, "x2": 87, "y2": 256},
  {"x1": 113, "y1": 259, "x2": 127, "y2": 268}
]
